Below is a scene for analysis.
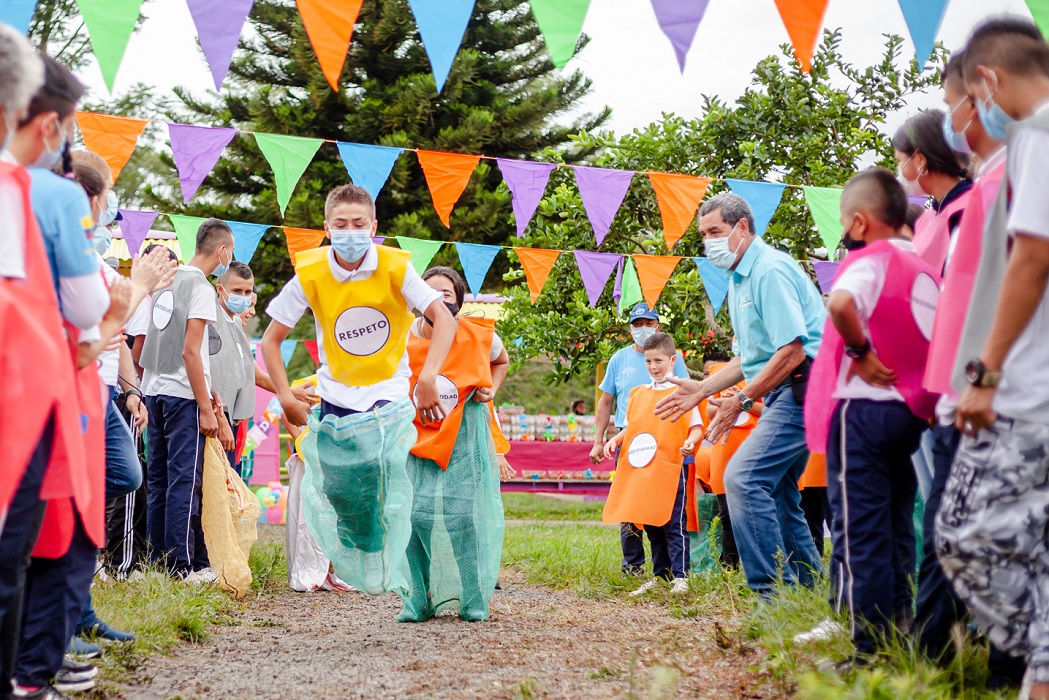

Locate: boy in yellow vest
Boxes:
[601,332,703,595]
[262,184,455,595]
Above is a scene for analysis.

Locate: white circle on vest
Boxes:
[413,374,459,416]
[734,411,750,427]
[911,272,939,341]
[152,289,174,331]
[627,432,658,468]
[334,307,391,356]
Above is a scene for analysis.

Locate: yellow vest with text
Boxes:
[295,246,414,386]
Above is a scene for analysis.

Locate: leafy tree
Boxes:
[498,31,946,383]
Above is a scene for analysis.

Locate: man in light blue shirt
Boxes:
[591,302,689,574]
[656,192,825,595]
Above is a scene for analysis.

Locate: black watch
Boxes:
[123,389,143,401]
[737,393,755,412]
[844,340,871,360]
[965,359,1001,388]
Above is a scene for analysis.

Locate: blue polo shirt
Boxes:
[727,237,825,383]
[28,168,97,296]
[599,345,689,428]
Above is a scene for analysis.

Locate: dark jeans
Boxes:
[715,494,739,568]
[801,486,831,558]
[643,464,691,580]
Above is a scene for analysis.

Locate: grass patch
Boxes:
[501,493,605,522]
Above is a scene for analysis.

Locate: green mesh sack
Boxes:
[689,492,722,574]
[397,399,505,622]
[913,489,925,575]
[299,399,417,595]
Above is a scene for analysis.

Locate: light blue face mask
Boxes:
[92,226,112,255]
[223,290,252,315]
[329,229,372,263]
[98,191,119,228]
[941,104,973,155]
[212,246,231,277]
[705,224,743,270]
[29,127,65,170]
[976,79,1015,141]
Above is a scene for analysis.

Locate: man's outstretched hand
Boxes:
[653,376,705,422]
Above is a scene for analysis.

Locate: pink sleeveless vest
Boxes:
[923,160,1006,394]
[912,190,971,274]
[805,240,941,452]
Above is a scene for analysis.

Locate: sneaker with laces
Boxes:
[54,656,99,693]
[12,683,70,699]
[793,618,845,645]
[629,578,659,597]
[126,569,146,584]
[362,552,385,595]
[669,578,689,595]
[183,567,218,584]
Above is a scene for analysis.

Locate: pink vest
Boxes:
[912,189,971,274]
[923,160,1006,394]
[805,240,941,452]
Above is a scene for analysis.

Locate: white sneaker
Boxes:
[362,553,385,595]
[184,567,218,585]
[793,618,845,645]
[669,577,689,595]
[126,570,146,584]
[629,578,659,597]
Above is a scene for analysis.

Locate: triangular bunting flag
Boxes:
[613,257,624,303]
[633,254,682,308]
[408,0,475,93]
[303,339,320,365]
[648,172,711,249]
[725,179,787,237]
[372,236,386,245]
[282,227,326,266]
[336,142,404,201]
[227,221,270,264]
[455,242,500,296]
[73,0,144,91]
[396,236,444,275]
[168,214,208,262]
[650,0,711,72]
[186,0,254,91]
[513,247,561,302]
[693,257,729,312]
[572,166,634,246]
[76,112,148,182]
[1029,0,1049,37]
[280,339,297,367]
[497,159,556,238]
[253,133,322,216]
[572,250,622,308]
[530,0,591,68]
[896,0,950,69]
[773,0,830,72]
[1,0,37,33]
[117,210,158,257]
[417,150,480,228]
[802,186,845,252]
[813,261,841,294]
[618,256,643,315]
[169,124,237,202]
[295,0,364,91]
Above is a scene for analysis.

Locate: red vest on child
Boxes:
[912,191,971,274]
[806,240,941,453]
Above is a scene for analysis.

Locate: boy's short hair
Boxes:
[143,242,179,263]
[642,331,676,356]
[195,218,233,255]
[20,54,83,126]
[220,261,253,285]
[843,168,908,231]
[943,49,966,89]
[325,183,375,220]
[962,17,1049,82]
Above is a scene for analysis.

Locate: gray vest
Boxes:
[209,300,256,422]
[141,269,215,375]
[950,111,1046,393]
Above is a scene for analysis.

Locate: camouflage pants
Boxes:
[935,416,1049,682]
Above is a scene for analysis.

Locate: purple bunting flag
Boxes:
[118,210,159,257]
[813,261,841,295]
[650,0,711,72]
[496,159,556,238]
[372,236,386,245]
[186,0,254,91]
[613,257,624,303]
[168,123,237,202]
[572,166,634,246]
[573,250,623,308]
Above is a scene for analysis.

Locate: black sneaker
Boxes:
[11,683,70,699]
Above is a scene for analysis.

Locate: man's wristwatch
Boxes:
[844,340,871,360]
[123,388,143,401]
[737,393,755,412]
[965,359,1001,388]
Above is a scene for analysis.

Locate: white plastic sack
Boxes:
[286,454,351,592]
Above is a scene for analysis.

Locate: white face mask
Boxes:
[706,224,743,270]
[631,325,656,347]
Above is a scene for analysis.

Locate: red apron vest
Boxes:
[912,191,971,274]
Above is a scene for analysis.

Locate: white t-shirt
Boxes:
[142,266,217,400]
[266,245,442,411]
[126,295,151,337]
[829,239,913,403]
[623,379,703,428]
[995,102,1049,421]
[408,317,505,361]
[79,255,122,387]
[0,168,25,279]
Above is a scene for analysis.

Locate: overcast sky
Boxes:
[77,0,1035,136]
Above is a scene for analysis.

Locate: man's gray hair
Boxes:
[699,192,755,233]
[0,23,43,115]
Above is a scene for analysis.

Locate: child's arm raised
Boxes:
[415,298,456,425]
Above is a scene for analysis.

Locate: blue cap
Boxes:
[629,302,659,323]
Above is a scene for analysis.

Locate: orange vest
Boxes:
[706,363,758,496]
[407,317,495,469]
[602,385,690,527]
[799,452,827,489]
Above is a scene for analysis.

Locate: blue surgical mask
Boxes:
[630,326,656,347]
[29,126,65,170]
[705,224,743,270]
[941,104,973,155]
[329,229,372,263]
[212,246,231,277]
[976,80,1015,141]
[92,226,112,255]
[98,191,119,227]
[223,290,252,315]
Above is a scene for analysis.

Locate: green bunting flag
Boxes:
[1028,0,1049,37]
[618,257,643,315]
[801,186,845,253]
[529,0,591,68]
[168,214,208,262]
[74,0,144,92]
[395,236,444,275]
[253,133,323,216]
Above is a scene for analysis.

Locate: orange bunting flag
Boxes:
[76,111,148,182]
[282,227,327,266]
[514,247,562,302]
[417,150,481,227]
[647,172,711,249]
[773,0,830,72]
[633,254,682,308]
[295,0,364,91]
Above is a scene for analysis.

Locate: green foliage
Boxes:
[499,31,947,383]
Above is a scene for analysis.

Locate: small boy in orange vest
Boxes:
[601,332,703,595]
